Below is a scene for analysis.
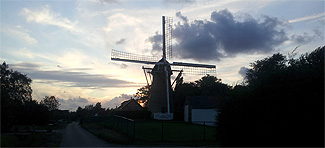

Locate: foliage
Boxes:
[135,85,151,100]
[1,62,32,103]
[173,74,230,120]
[1,62,49,131]
[76,102,109,122]
[40,96,60,111]
[134,85,151,108]
[217,46,324,147]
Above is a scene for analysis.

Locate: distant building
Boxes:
[117,99,144,111]
[184,96,219,126]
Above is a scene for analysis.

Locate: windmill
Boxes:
[111,16,216,120]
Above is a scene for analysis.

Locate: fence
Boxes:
[83,115,216,142]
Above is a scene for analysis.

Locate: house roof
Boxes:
[117,99,144,110]
[185,96,219,109]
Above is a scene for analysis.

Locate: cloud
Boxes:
[22,6,82,33]
[238,66,249,77]
[176,11,188,23]
[291,29,323,45]
[147,31,162,53]
[10,62,140,88]
[57,97,89,111]
[289,13,325,23]
[9,62,42,69]
[103,94,133,109]
[148,9,288,62]
[163,0,196,4]
[115,38,126,45]
[103,13,141,32]
[3,26,38,44]
[89,0,120,4]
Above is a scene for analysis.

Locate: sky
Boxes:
[1,0,324,111]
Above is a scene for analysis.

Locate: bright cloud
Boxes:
[289,13,325,23]
[2,26,38,44]
[22,6,82,33]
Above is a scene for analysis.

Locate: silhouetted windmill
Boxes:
[111,16,216,120]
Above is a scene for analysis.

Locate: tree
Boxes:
[217,46,324,147]
[1,62,32,103]
[173,75,230,120]
[94,102,105,115]
[1,62,33,131]
[40,96,60,111]
[134,85,151,108]
[195,74,230,96]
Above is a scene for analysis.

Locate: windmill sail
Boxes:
[110,16,217,120]
[111,49,158,65]
[164,16,173,60]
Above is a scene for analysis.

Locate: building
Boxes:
[184,96,219,126]
[117,99,144,111]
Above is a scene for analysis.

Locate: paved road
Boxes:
[60,122,120,147]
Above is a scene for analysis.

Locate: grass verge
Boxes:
[1,132,62,147]
[81,119,220,147]
[81,122,133,145]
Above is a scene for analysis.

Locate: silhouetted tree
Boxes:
[173,75,230,120]
[133,85,151,108]
[1,62,33,131]
[217,46,324,147]
[195,74,230,96]
[40,96,60,111]
[94,102,105,115]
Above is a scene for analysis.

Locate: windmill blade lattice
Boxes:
[164,16,173,60]
[111,49,158,65]
[171,65,216,75]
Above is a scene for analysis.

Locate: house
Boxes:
[116,99,144,111]
[184,96,219,126]
[114,99,151,119]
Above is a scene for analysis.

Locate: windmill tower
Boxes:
[111,16,216,120]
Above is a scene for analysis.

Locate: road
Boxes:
[60,122,120,147]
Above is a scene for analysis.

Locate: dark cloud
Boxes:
[148,9,289,62]
[291,29,323,45]
[115,38,126,45]
[109,62,128,69]
[10,62,141,88]
[176,11,188,23]
[10,62,43,69]
[147,31,162,53]
[238,66,249,77]
[103,94,133,109]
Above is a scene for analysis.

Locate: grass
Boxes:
[131,120,216,142]
[1,132,62,147]
[1,123,67,147]
[81,123,133,145]
[82,119,220,147]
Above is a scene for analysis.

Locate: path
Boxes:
[60,122,119,147]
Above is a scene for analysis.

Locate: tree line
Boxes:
[217,46,324,147]
[1,62,61,132]
[173,46,323,146]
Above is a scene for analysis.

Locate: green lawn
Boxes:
[1,123,67,147]
[82,118,218,146]
[132,120,216,142]
[1,132,62,147]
